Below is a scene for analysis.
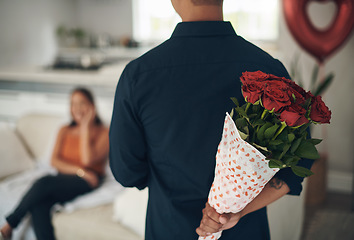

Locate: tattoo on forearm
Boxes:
[269,178,284,190]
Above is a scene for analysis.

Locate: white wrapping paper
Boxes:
[199,113,279,240]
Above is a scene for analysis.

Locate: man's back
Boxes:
[110,21,291,240]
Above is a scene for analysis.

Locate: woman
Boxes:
[0,88,109,240]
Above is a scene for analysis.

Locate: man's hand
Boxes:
[196,203,242,237]
[196,177,290,237]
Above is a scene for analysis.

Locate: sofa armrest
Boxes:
[16,113,65,161]
[0,123,34,179]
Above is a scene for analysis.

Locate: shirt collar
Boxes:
[171,21,237,38]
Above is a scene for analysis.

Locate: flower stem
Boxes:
[261,109,268,120]
[272,123,287,140]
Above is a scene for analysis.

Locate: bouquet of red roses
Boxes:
[233,70,331,177]
[199,71,331,240]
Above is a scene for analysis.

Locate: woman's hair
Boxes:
[69,87,103,127]
[191,0,223,6]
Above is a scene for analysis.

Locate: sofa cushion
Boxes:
[0,123,34,179]
[16,113,65,162]
[113,188,148,238]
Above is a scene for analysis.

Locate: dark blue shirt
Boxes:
[109,21,311,240]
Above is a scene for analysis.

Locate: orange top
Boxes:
[60,133,105,176]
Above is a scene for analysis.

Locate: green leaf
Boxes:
[253,119,266,127]
[230,97,239,107]
[269,139,283,146]
[243,126,250,135]
[290,138,302,154]
[291,166,314,177]
[299,122,310,134]
[230,108,234,118]
[314,73,334,96]
[238,130,248,141]
[304,97,312,112]
[268,159,286,168]
[277,128,289,142]
[235,107,248,120]
[236,118,248,128]
[264,124,279,139]
[257,122,272,141]
[290,60,296,80]
[283,156,300,166]
[311,64,319,92]
[279,143,291,160]
[252,104,261,112]
[290,53,303,87]
[308,138,322,145]
[248,113,258,119]
[295,140,320,159]
[288,133,295,143]
[252,143,269,153]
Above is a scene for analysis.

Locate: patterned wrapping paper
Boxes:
[199,113,279,240]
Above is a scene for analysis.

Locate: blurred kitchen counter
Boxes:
[0,60,133,100]
[0,62,126,86]
[0,62,130,123]
[0,46,155,122]
[0,46,153,90]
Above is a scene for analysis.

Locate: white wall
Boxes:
[277,3,354,193]
[0,0,76,67]
[0,0,133,67]
[75,0,133,38]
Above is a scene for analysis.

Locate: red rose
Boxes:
[242,81,265,104]
[305,91,314,100]
[279,104,309,127]
[240,71,269,85]
[268,74,307,103]
[268,74,292,83]
[288,87,305,104]
[261,81,292,112]
[310,95,332,123]
[289,81,307,98]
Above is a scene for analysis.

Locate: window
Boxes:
[133,0,280,43]
[224,0,279,41]
[132,0,179,43]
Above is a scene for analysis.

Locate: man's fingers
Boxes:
[200,216,222,233]
[204,203,221,223]
[196,227,210,237]
[219,213,231,224]
[196,204,223,236]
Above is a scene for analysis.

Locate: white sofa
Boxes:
[0,113,306,240]
[0,113,142,240]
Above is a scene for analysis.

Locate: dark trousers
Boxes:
[6,174,94,240]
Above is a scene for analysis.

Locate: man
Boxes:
[109,0,313,239]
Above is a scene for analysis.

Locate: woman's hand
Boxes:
[196,203,242,237]
[81,106,95,128]
[80,169,99,188]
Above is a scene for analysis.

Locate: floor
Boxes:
[301,191,354,240]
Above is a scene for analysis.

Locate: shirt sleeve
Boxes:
[274,158,313,196]
[109,66,148,190]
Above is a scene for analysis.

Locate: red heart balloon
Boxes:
[283,0,354,63]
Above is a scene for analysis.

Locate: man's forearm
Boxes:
[240,177,290,218]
